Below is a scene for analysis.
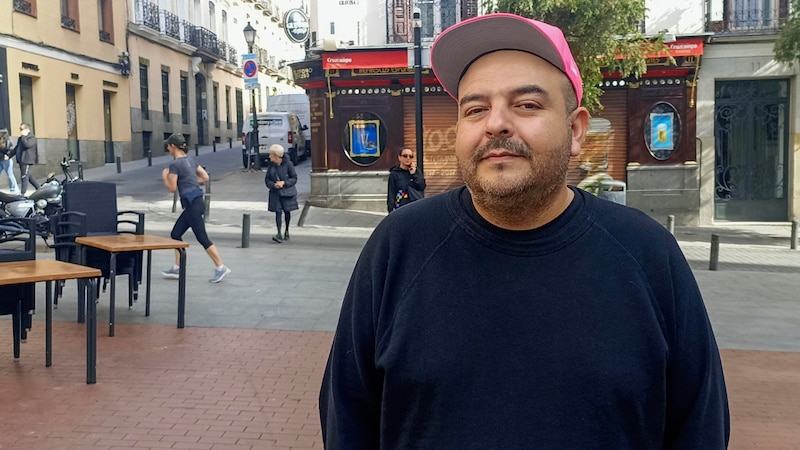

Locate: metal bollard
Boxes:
[709,234,719,271]
[172,191,178,213]
[298,202,311,227]
[791,221,798,250]
[667,215,675,234]
[147,150,152,167]
[194,143,199,156]
[115,156,122,173]
[229,137,233,148]
[213,141,216,152]
[242,213,251,248]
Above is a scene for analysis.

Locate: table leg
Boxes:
[78,246,87,324]
[86,278,96,384]
[46,280,52,367]
[178,248,186,328]
[145,249,152,317]
[109,253,117,337]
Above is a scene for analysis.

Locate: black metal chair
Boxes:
[0,217,36,360]
[60,182,145,313]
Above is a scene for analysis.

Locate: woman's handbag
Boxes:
[275,167,297,198]
[279,184,297,198]
[407,185,424,201]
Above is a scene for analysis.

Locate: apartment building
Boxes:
[1,0,131,173]
[127,0,306,159]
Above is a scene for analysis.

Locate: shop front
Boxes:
[292,46,461,212]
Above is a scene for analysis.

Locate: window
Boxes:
[97,0,114,43]
[225,86,231,130]
[19,75,35,131]
[140,62,150,121]
[180,73,189,124]
[161,68,170,122]
[213,83,220,128]
[13,0,37,17]
[61,0,80,31]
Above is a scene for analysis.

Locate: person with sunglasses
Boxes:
[387,147,426,212]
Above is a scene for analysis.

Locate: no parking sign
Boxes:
[242,53,259,90]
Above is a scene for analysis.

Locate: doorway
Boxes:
[195,73,206,145]
[714,79,789,221]
[103,91,114,162]
[66,84,80,160]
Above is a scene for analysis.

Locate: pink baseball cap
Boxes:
[431,13,583,105]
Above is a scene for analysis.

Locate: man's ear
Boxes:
[569,107,590,157]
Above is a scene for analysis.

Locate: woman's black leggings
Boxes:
[275,211,291,233]
[171,197,213,249]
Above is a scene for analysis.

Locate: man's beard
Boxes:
[458,135,572,223]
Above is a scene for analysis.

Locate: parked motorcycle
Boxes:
[0,157,82,243]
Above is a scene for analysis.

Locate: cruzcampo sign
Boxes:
[284,9,310,44]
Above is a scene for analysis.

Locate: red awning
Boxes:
[322,49,409,70]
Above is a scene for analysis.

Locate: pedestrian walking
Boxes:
[0,129,19,194]
[387,147,426,212]
[320,13,729,449]
[160,133,231,283]
[13,123,38,196]
[264,144,298,243]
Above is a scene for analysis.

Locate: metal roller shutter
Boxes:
[403,96,462,196]
[567,89,629,186]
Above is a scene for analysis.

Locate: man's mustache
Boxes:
[472,138,532,163]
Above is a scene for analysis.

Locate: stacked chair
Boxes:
[52,182,145,320]
[0,217,36,359]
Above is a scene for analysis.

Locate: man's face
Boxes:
[455,50,583,211]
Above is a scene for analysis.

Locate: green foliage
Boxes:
[480,0,668,112]
[774,0,800,65]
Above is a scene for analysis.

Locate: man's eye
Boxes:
[518,102,540,110]
[463,107,486,116]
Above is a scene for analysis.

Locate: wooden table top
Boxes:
[76,234,189,252]
[0,260,102,285]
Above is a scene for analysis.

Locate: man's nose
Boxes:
[485,108,512,138]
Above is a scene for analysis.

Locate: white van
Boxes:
[241,112,308,167]
[268,94,312,159]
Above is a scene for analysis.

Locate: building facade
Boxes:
[127,0,306,161]
[643,0,797,224]
[1,0,131,175]
[298,0,797,224]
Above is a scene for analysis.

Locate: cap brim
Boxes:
[431,15,566,100]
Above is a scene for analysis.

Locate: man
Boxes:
[14,123,39,196]
[320,13,729,449]
[387,147,426,212]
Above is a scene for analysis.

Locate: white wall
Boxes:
[645,0,705,34]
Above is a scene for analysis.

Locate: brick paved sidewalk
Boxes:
[1,322,800,449]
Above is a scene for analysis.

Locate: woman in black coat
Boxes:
[264,144,298,243]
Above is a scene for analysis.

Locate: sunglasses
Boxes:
[400,154,414,158]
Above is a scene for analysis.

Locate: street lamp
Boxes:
[243,21,261,170]
[413,8,424,177]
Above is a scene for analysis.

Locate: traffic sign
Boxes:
[242,53,259,90]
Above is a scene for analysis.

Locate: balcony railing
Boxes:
[706,0,789,34]
[99,30,112,42]
[13,0,32,15]
[189,26,220,61]
[61,15,77,31]
[162,10,181,40]
[133,0,161,32]
[228,46,238,65]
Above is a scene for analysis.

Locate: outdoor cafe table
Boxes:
[0,259,101,384]
[75,234,189,337]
